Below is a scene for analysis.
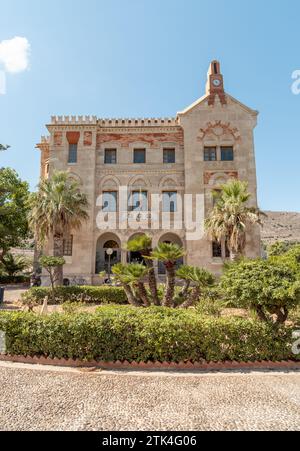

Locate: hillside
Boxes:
[261,211,300,245]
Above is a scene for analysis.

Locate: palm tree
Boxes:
[112,263,143,307]
[176,266,215,309]
[176,265,194,302]
[127,234,160,305]
[0,144,10,152]
[125,263,150,307]
[205,179,264,261]
[29,171,89,286]
[150,243,185,307]
[1,253,30,277]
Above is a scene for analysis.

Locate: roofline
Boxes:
[177,93,259,117]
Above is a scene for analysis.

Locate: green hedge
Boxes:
[0,275,30,285]
[0,306,295,362]
[21,286,128,306]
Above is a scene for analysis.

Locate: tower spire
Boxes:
[205,60,227,106]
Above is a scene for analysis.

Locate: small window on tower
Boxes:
[221,146,234,161]
[204,147,217,162]
[105,149,117,164]
[163,148,176,164]
[134,149,146,164]
[68,144,78,164]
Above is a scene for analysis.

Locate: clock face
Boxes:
[212,78,221,87]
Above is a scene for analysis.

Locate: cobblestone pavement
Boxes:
[0,362,299,431]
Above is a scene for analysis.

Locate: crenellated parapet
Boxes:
[49,116,178,127]
[51,116,98,125]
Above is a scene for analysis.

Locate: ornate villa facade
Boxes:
[37,61,261,284]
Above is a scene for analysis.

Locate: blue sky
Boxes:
[0,0,299,212]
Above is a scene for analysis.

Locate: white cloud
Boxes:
[0,36,30,74]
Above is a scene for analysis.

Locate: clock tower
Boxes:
[205,60,227,106]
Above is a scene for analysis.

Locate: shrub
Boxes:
[0,275,30,285]
[267,241,300,257]
[61,301,86,314]
[0,306,296,363]
[220,259,300,325]
[21,286,128,306]
[196,298,222,317]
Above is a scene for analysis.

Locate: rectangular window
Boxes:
[134,149,146,164]
[212,241,222,258]
[204,147,217,162]
[163,191,177,213]
[63,235,73,257]
[105,149,117,164]
[221,146,234,161]
[129,191,148,212]
[102,191,117,212]
[163,148,176,164]
[68,144,78,164]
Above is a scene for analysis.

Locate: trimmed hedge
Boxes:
[0,275,30,285]
[0,306,296,363]
[21,286,128,306]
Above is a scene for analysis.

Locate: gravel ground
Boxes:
[0,362,299,431]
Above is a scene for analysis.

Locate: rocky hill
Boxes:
[261,211,300,245]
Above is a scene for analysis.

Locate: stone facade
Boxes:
[37,61,261,284]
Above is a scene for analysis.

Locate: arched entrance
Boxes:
[127,233,148,264]
[95,233,121,274]
[158,233,184,275]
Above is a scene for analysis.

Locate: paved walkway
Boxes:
[0,362,299,431]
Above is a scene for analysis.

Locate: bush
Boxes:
[0,306,296,363]
[0,275,30,285]
[21,286,128,306]
[220,259,300,325]
[196,298,222,317]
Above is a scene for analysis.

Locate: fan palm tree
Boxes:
[127,234,159,305]
[176,265,194,301]
[29,171,89,285]
[205,179,264,261]
[176,266,215,309]
[1,253,30,277]
[150,243,185,307]
[125,263,150,307]
[112,263,143,307]
[0,144,10,152]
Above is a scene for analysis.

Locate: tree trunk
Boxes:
[123,283,142,307]
[137,282,151,307]
[53,234,64,286]
[180,286,201,309]
[163,264,176,307]
[180,280,191,299]
[274,307,289,325]
[145,258,160,306]
[255,305,268,323]
[230,250,240,262]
